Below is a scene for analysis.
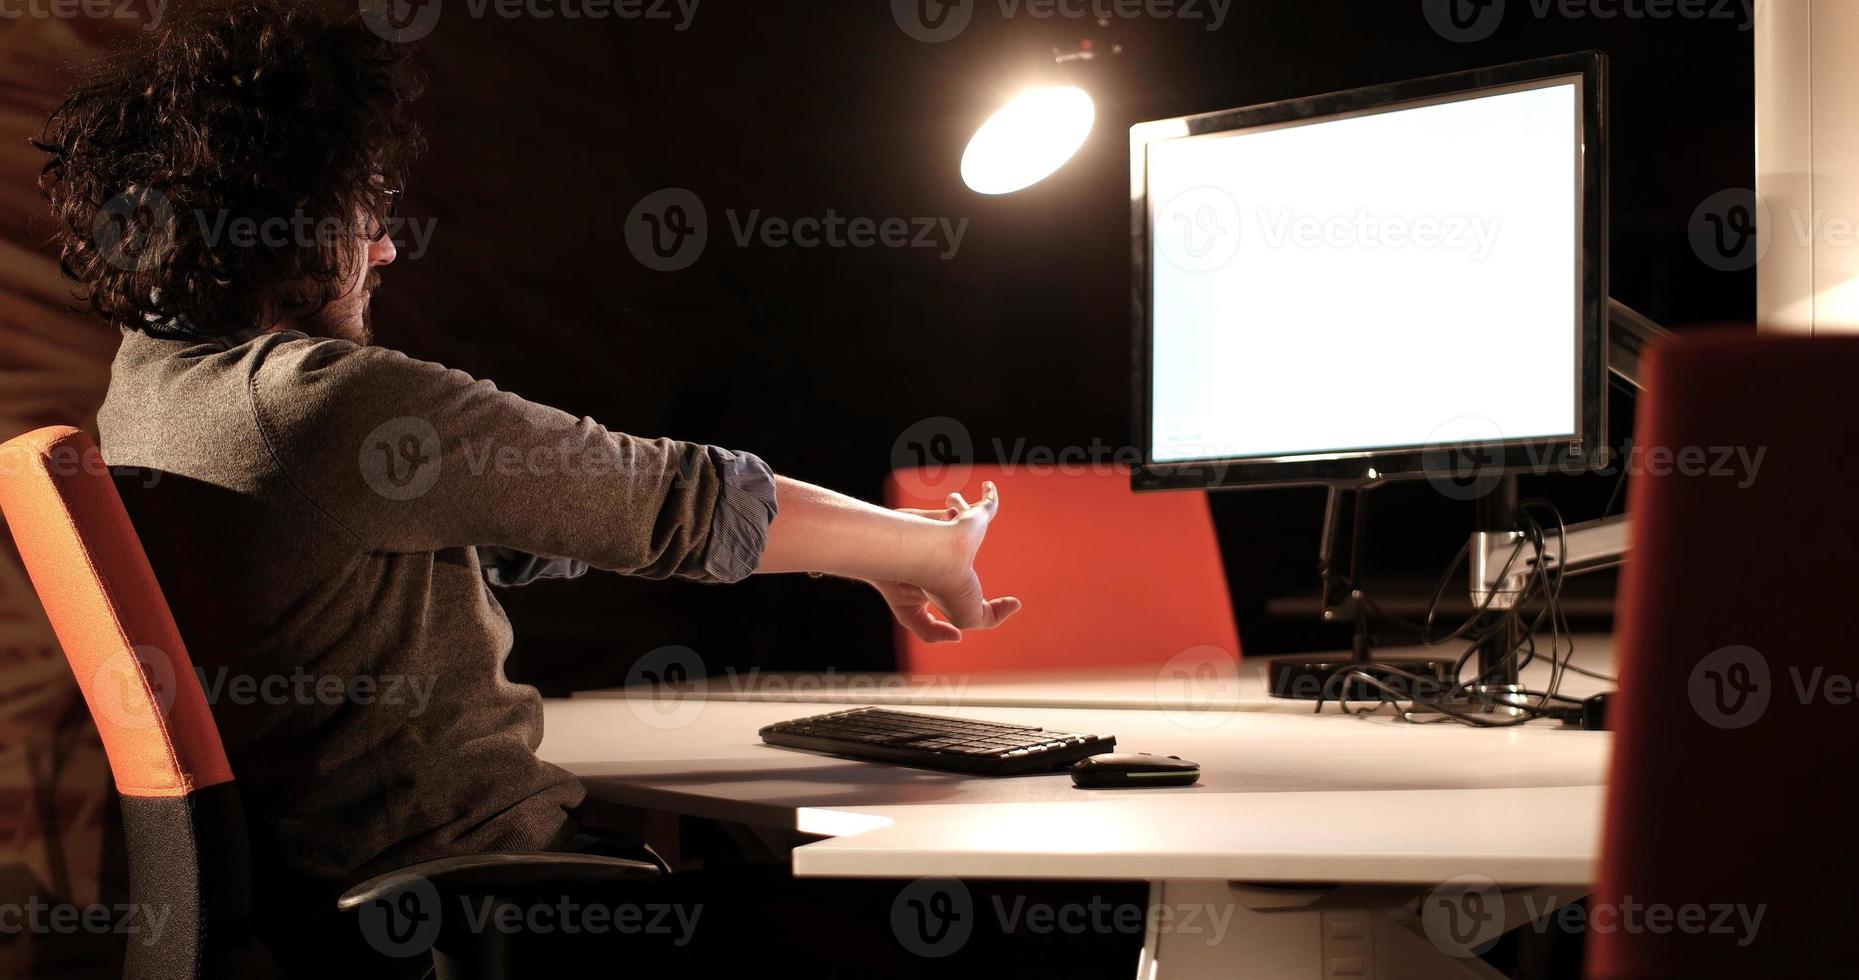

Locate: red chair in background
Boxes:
[1588,332,1859,978]
[885,464,1241,675]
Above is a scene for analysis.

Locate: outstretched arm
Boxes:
[757,477,1021,644]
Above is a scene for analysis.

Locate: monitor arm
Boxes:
[1469,300,1671,609]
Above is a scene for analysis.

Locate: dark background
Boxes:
[367,0,1754,693]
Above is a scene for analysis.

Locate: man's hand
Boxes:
[869,481,1022,644]
[755,475,1023,642]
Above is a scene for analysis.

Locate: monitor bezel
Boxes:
[1131,51,1609,493]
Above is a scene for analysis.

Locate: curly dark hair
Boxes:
[35,0,424,341]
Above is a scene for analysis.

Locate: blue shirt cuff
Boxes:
[700,447,778,583]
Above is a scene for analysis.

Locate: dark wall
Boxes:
[368,1,1754,691]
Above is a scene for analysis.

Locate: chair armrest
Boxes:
[336,852,661,912]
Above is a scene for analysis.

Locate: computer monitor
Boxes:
[1131,52,1607,492]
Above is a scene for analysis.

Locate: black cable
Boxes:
[1311,496,1591,728]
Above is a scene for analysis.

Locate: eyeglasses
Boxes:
[365,178,402,242]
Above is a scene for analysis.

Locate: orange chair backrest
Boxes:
[0,426,231,798]
[886,464,1241,675]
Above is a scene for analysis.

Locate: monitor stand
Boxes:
[1265,485,1453,701]
[1461,473,1530,715]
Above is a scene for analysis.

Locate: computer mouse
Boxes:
[1581,692,1613,731]
[1070,753,1201,789]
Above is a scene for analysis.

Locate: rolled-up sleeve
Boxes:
[699,447,778,583]
[481,548,590,588]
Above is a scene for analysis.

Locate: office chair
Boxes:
[1588,332,1859,978]
[0,426,659,980]
[885,464,1241,674]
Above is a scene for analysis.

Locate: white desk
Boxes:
[541,639,1616,979]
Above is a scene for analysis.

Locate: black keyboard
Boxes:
[759,707,1115,776]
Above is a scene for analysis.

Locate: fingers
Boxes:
[932,573,1022,632]
[947,482,1000,520]
[896,601,963,644]
[979,595,1022,629]
[938,595,1022,632]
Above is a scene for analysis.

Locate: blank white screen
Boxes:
[1147,80,1580,464]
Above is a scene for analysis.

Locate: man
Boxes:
[34,0,1018,968]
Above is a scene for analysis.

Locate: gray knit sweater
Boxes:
[96,328,776,886]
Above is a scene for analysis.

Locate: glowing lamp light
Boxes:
[960,86,1096,195]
